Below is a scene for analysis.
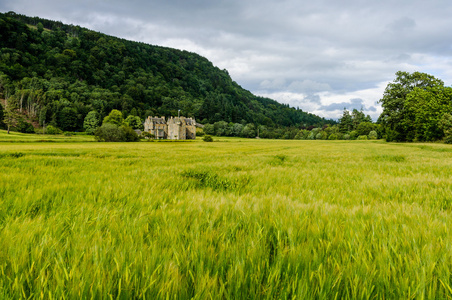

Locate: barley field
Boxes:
[1,131,452,299]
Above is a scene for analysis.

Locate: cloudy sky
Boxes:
[2,0,452,120]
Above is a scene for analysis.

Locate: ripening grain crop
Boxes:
[1,133,452,299]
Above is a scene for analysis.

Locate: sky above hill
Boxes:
[2,0,452,120]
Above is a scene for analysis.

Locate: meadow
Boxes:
[1,130,452,299]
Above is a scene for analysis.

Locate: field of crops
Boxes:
[1,130,452,299]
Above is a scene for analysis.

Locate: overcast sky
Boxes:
[2,0,452,120]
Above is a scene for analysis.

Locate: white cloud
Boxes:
[2,0,452,119]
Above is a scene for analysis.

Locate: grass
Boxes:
[1,131,452,298]
[0,130,95,143]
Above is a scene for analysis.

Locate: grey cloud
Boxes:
[2,0,452,119]
[303,94,322,105]
[320,98,372,112]
[387,17,416,33]
[288,80,331,93]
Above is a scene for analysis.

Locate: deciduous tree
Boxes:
[378,71,444,141]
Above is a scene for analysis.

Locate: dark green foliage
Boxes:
[356,122,376,136]
[0,11,333,134]
[378,71,452,142]
[94,123,125,142]
[15,118,34,133]
[120,125,140,142]
[124,115,143,130]
[58,107,78,131]
[94,123,138,142]
[203,135,213,142]
[439,113,452,144]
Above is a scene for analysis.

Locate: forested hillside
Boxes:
[0,11,332,133]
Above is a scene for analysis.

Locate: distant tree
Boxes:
[339,109,353,133]
[356,122,376,136]
[241,123,256,138]
[214,121,228,136]
[203,124,215,135]
[103,109,124,126]
[231,123,244,136]
[124,115,143,130]
[349,130,359,140]
[83,111,100,134]
[3,97,19,134]
[351,108,371,128]
[58,106,78,131]
[328,133,338,140]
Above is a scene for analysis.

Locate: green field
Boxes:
[1,131,452,299]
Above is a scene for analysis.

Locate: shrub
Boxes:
[343,134,350,140]
[46,125,63,135]
[357,135,368,140]
[15,119,35,133]
[94,123,125,142]
[121,125,140,142]
[203,135,214,142]
[350,130,359,140]
[328,133,338,140]
[368,131,378,139]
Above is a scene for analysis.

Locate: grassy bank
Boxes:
[0,136,451,298]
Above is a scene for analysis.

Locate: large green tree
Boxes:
[378,71,445,141]
[403,86,452,141]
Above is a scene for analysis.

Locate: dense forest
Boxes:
[0,11,333,136]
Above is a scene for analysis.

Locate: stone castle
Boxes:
[144,116,197,140]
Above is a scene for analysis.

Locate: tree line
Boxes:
[201,108,379,140]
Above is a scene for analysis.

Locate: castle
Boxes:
[144,116,197,140]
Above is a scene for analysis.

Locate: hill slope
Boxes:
[0,11,333,132]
